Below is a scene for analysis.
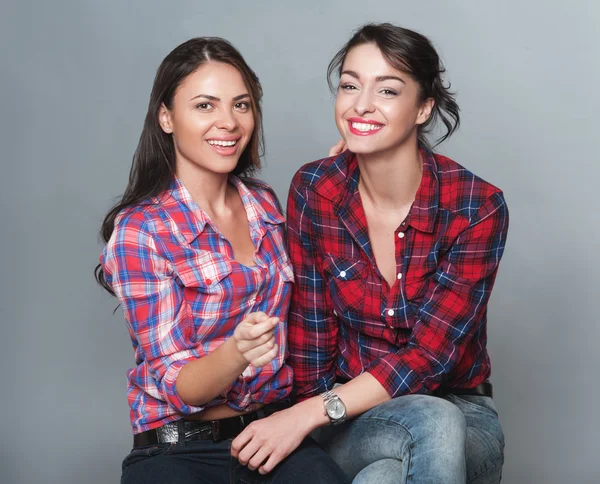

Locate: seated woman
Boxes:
[231,23,508,484]
[96,37,348,484]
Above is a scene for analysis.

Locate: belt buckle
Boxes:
[210,420,221,441]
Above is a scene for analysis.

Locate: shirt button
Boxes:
[333,310,338,316]
[255,295,261,302]
[205,278,212,285]
[397,273,402,280]
[339,270,347,278]
[387,309,395,316]
[397,232,405,239]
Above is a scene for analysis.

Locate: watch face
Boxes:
[326,398,346,420]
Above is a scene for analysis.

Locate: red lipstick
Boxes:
[347,118,384,136]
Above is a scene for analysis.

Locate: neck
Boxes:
[176,163,232,215]
[356,139,423,210]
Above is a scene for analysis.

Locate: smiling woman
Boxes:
[231,23,508,484]
[157,62,255,178]
[95,37,348,484]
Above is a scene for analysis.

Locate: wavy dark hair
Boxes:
[95,37,265,295]
[327,23,460,148]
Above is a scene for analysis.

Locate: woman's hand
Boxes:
[231,405,316,474]
[329,139,347,157]
[233,312,279,368]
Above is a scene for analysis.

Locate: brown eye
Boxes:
[235,101,251,112]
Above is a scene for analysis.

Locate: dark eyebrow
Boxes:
[341,70,360,80]
[190,93,250,102]
[375,75,405,85]
[340,70,405,85]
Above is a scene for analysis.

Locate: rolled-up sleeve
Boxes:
[286,175,339,400]
[102,211,204,414]
[367,191,509,396]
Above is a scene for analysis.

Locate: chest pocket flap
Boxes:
[323,254,367,280]
[321,254,367,314]
[175,251,233,290]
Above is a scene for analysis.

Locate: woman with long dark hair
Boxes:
[96,37,347,484]
[231,24,508,483]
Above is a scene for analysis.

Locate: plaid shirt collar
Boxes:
[313,146,439,234]
[155,175,285,244]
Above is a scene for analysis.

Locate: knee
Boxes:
[365,395,466,449]
[423,396,467,445]
[409,395,467,448]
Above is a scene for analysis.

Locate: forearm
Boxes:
[293,372,391,432]
[176,337,248,406]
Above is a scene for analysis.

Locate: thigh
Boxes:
[121,440,232,484]
[269,437,349,484]
[315,394,466,480]
[445,394,505,484]
[233,438,349,484]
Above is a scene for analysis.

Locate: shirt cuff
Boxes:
[161,359,205,414]
[365,354,415,398]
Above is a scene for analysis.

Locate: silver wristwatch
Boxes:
[321,390,347,425]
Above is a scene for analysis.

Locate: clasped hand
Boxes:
[231,405,313,475]
[232,311,279,368]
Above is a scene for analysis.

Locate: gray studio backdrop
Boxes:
[1,1,598,483]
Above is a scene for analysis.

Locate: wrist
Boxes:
[294,396,330,432]
[320,389,348,425]
[225,336,249,369]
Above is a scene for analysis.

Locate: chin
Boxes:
[345,141,380,155]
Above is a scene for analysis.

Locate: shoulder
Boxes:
[101,203,161,275]
[241,177,285,215]
[290,155,341,190]
[108,202,162,251]
[434,153,507,219]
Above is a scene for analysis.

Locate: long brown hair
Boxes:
[95,37,265,295]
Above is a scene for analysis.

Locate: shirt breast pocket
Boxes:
[174,251,233,297]
[322,254,367,315]
[174,253,236,338]
[264,224,295,284]
[278,255,295,284]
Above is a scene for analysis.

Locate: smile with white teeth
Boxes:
[207,140,238,147]
[351,122,383,132]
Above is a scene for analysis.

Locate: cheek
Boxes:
[243,115,255,136]
[334,99,348,134]
[175,112,207,138]
[382,102,418,129]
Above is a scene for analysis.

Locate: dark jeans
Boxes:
[121,436,349,484]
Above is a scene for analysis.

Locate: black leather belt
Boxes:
[433,381,493,398]
[133,400,291,448]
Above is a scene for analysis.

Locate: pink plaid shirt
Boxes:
[101,176,294,434]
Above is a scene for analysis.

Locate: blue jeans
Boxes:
[313,394,504,484]
[121,436,349,484]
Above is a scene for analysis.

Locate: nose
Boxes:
[353,89,376,116]
[215,108,238,131]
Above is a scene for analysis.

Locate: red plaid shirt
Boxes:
[286,149,509,399]
[101,176,294,434]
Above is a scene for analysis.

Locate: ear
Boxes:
[416,98,435,125]
[158,103,174,134]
